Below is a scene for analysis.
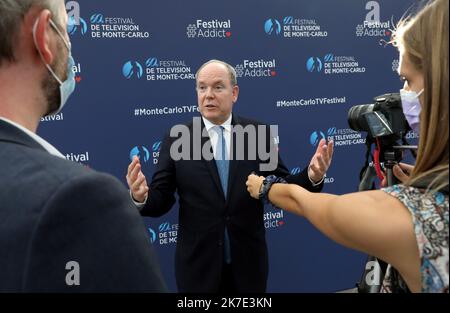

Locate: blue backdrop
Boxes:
[38,0,418,292]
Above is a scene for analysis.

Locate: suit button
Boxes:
[225,215,231,221]
[218,241,223,247]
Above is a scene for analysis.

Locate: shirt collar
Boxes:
[202,114,232,133]
[0,117,65,159]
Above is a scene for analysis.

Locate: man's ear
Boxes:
[32,10,54,65]
[232,85,239,103]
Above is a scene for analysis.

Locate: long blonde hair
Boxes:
[393,0,449,192]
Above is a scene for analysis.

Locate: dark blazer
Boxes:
[0,119,167,292]
[141,115,323,293]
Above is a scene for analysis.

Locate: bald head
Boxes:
[196,59,238,87]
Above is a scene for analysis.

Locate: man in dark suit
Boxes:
[0,0,166,292]
[127,60,334,293]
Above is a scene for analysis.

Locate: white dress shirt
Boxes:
[202,114,232,160]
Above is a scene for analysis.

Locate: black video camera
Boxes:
[348,93,410,141]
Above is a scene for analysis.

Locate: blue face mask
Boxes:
[33,19,76,116]
[400,88,423,134]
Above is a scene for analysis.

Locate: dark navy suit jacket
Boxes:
[141,115,323,292]
[0,119,167,292]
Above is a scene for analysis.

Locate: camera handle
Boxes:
[384,145,417,186]
[384,149,401,186]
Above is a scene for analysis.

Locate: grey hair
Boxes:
[195,59,238,86]
[0,0,60,66]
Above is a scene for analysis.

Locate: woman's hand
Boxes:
[381,162,414,186]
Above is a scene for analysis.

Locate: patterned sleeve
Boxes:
[381,184,449,293]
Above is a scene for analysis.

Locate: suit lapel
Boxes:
[0,119,47,152]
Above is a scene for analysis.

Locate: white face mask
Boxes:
[400,88,423,133]
[32,18,76,116]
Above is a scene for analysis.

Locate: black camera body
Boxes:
[348,93,410,141]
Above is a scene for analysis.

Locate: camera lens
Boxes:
[348,104,374,132]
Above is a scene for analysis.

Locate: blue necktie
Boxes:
[213,126,231,264]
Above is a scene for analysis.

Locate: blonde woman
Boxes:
[246,0,448,293]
